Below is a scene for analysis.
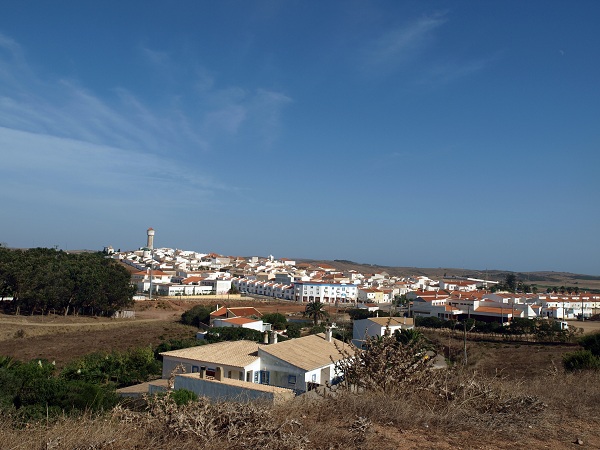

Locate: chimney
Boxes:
[215,366,223,381]
[263,331,269,344]
[325,326,332,342]
[200,367,206,379]
[270,330,278,344]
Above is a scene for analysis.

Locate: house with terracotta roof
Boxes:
[130,268,173,294]
[357,287,385,304]
[356,302,380,312]
[411,294,537,323]
[212,316,270,332]
[210,306,263,322]
[439,279,479,292]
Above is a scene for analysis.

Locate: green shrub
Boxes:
[204,327,264,343]
[309,324,326,335]
[286,323,302,338]
[181,305,213,327]
[261,313,287,330]
[170,388,198,406]
[579,332,600,356]
[60,347,161,387]
[563,350,600,371]
[0,358,117,421]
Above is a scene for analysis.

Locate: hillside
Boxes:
[301,259,600,292]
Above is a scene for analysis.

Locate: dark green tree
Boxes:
[286,323,302,338]
[261,313,287,330]
[181,305,213,327]
[505,274,517,292]
[303,301,329,325]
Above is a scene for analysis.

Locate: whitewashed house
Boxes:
[352,317,414,348]
[160,332,348,395]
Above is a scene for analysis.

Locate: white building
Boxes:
[294,282,358,303]
[160,332,348,394]
[352,317,414,348]
[212,317,270,332]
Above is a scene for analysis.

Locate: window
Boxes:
[259,370,270,385]
[288,375,297,385]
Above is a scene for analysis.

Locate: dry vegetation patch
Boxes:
[1,305,599,448]
[0,315,197,368]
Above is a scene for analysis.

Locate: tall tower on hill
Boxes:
[147,227,155,249]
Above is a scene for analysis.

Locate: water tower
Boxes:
[147,227,155,249]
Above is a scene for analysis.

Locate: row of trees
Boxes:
[491,274,539,294]
[491,273,591,295]
[545,285,584,295]
[0,247,135,316]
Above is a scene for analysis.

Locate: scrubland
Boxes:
[0,301,599,449]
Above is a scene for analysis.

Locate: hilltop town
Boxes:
[108,228,599,324]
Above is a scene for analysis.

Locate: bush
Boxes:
[261,313,287,330]
[286,323,302,338]
[334,333,434,393]
[204,327,264,343]
[563,350,600,371]
[0,358,118,421]
[181,305,213,327]
[347,309,373,321]
[170,389,198,406]
[60,347,161,388]
[309,324,326,335]
[579,332,600,356]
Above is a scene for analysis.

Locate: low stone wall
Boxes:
[175,373,295,404]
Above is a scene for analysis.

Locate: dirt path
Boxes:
[0,318,161,326]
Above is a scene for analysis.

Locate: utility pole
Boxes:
[463,305,470,365]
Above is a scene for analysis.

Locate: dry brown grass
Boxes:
[1,311,599,449]
[1,366,599,450]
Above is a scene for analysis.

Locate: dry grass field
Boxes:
[0,298,599,449]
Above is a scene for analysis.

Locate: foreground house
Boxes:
[159,332,349,398]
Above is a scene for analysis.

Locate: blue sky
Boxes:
[1,1,599,274]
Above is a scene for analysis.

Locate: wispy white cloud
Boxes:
[141,46,171,67]
[198,85,292,148]
[0,36,207,156]
[0,33,292,157]
[0,32,292,225]
[246,89,292,149]
[420,55,497,86]
[0,126,218,208]
[362,13,447,72]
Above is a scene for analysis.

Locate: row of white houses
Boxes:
[409,290,600,322]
